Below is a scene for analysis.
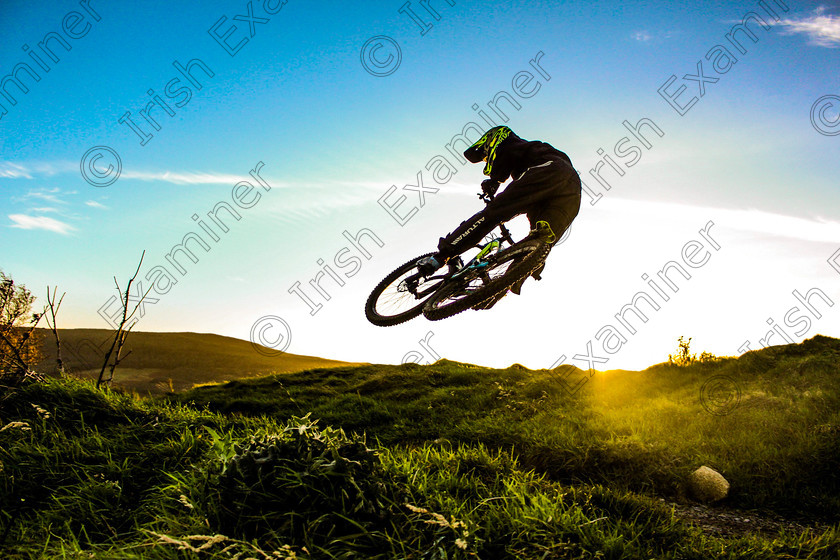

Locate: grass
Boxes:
[175,336,840,518]
[0,335,838,558]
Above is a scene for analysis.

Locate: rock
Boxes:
[688,466,730,503]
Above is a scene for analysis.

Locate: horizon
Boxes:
[3,0,839,372]
[29,325,840,375]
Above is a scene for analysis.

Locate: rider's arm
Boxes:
[481,179,500,196]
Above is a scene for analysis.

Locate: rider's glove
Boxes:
[481,179,500,197]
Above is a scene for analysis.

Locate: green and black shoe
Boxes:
[528,220,556,244]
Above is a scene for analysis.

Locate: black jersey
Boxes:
[463,126,572,183]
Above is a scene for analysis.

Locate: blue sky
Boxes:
[2,0,839,371]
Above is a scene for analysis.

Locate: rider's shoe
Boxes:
[417,255,444,276]
[528,220,557,244]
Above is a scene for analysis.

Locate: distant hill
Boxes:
[35,328,360,394]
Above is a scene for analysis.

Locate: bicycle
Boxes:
[364,192,553,326]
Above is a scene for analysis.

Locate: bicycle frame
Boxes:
[451,237,502,280]
[397,191,517,297]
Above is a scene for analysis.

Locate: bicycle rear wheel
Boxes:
[422,239,549,321]
[365,253,447,326]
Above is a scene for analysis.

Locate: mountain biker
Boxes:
[417,126,581,303]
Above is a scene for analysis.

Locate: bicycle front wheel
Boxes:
[422,239,550,321]
[365,253,447,326]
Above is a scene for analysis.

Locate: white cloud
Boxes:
[0,163,33,179]
[0,161,79,179]
[17,187,71,205]
[722,209,840,244]
[779,11,840,47]
[630,30,679,43]
[0,161,257,186]
[121,170,252,185]
[85,201,108,209]
[8,214,75,234]
[605,198,840,244]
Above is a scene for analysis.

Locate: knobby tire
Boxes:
[422,239,550,321]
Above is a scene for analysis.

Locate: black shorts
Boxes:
[438,159,581,256]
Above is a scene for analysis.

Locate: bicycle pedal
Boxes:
[447,256,464,274]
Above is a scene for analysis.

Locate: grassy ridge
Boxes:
[177,336,840,518]
[1,336,838,558]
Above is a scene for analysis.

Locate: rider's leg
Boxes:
[434,206,512,261]
[418,201,519,276]
[473,173,580,309]
[506,193,581,295]
[527,192,582,246]
[436,160,580,261]
[506,171,581,295]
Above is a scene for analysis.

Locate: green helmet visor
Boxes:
[463,126,512,176]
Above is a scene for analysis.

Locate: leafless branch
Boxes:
[97,251,150,389]
[45,286,66,375]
